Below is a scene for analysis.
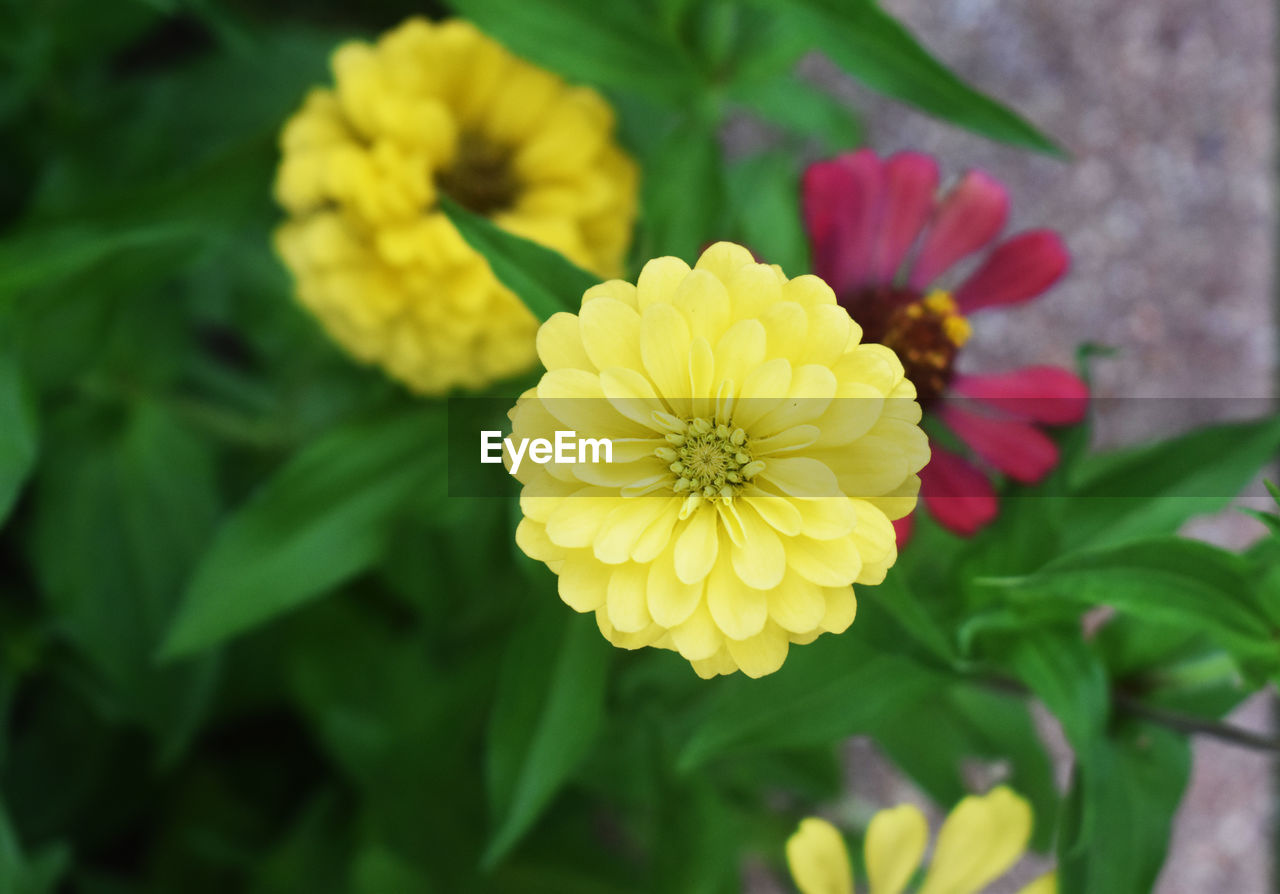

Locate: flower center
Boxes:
[848,287,970,405]
[655,417,763,500]
[435,131,521,216]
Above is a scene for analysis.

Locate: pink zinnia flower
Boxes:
[803,149,1088,539]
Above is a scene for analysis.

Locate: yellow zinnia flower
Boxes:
[510,242,928,678]
[786,787,1055,894]
[273,18,638,394]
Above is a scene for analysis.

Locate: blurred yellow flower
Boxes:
[786,787,1055,894]
[510,242,928,678]
[273,18,638,393]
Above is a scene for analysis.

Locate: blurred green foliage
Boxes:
[0,1,1276,893]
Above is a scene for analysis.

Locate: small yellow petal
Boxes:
[919,787,1033,894]
[724,621,788,678]
[636,256,691,308]
[673,507,718,584]
[786,818,854,894]
[865,804,928,894]
[707,551,768,639]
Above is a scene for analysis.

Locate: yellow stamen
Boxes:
[923,290,971,347]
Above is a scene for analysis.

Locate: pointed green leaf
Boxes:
[484,595,611,867]
[444,0,699,105]
[777,0,1062,155]
[984,538,1277,661]
[439,195,601,323]
[1065,414,1280,549]
[161,408,445,659]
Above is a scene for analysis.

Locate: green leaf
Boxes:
[677,634,942,770]
[0,224,202,305]
[286,599,499,889]
[874,683,1059,850]
[858,570,958,667]
[775,0,1062,155]
[984,538,1277,661]
[27,400,219,757]
[439,195,601,323]
[484,596,611,867]
[0,797,68,894]
[1064,414,1280,549]
[0,310,36,526]
[1057,722,1190,894]
[161,408,446,659]
[0,136,274,309]
[724,151,808,277]
[729,76,863,151]
[444,0,699,105]
[638,119,726,260]
[986,626,1109,755]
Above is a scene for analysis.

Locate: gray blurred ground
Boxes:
[750,0,1277,890]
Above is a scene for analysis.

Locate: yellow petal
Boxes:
[515,518,559,563]
[545,493,618,548]
[741,492,802,537]
[760,301,808,361]
[795,498,859,540]
[724,621,788,678]
[673,506,718,584]
[850,501,897,585]
[673,269,731,344]
[670,599,722,661]
[606,562,652,633]
[598,367,667,431]
[582,279,639,308]
[706,551,767,639]
[798,304,856,366]
[594,498,675,564]
[820,586,857,633]
[636,256,691,309]
[765,571,826,634]
[785,817,854,894]
[537,368,647,439]
[811,437,910,500]
[724,262,784,320]
[729,502,786,590]
[558,553,610,612]
[919,787,1033,894]
[734,357,791,430]
[714,319,767,392]
[694,241,756,282]
[688,336,716,417]
[786,534,863,587]
[759,457,840,498]
[641,303,693,410]
[579,297,644,372]
[781,273,840,308]
[631,503,680,563]
[752,364,836,437]
[813,383,884,448]
[646,543,703,628]
[865,804,928,894]
[536,312,593,371]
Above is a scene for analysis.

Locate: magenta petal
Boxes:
[892,513,915,547]
[954,230,1070,313]
[952,366,1090,425]
[868,152,939,282]
[941,405,1060,483]
[908,170,1009,290]
[920,446,999,536]
[802,150,886,294]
